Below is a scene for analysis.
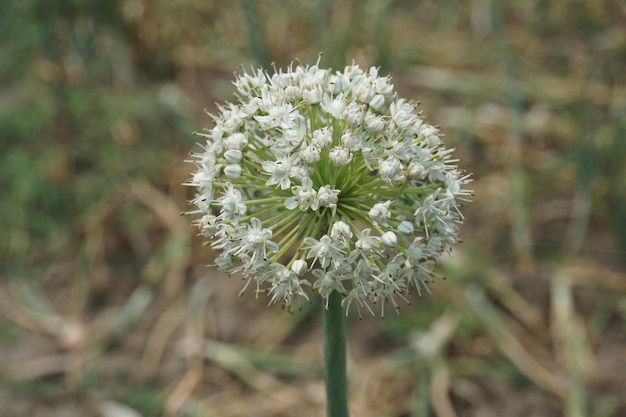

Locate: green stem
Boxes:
[322,291,350,417]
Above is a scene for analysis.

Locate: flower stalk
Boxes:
[323,291,349,417]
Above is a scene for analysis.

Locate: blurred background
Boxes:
[1,0,625,416]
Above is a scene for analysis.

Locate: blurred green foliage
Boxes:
[0,0,189,275]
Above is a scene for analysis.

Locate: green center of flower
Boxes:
[241,114,361,259]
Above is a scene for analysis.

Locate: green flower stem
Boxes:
[322,290,350,417]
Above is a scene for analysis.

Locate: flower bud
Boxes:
[327,75,343,94]
[397,221,415,234]
[224,164,242,179]
[291,259,308,276]
[369,94,386,112]
[224,149,243,164]
[381,231,397,247]
[303,85,323,104]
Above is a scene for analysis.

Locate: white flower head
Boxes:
[186,59,472,314]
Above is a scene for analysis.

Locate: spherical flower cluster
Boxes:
[187,59,472,316]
